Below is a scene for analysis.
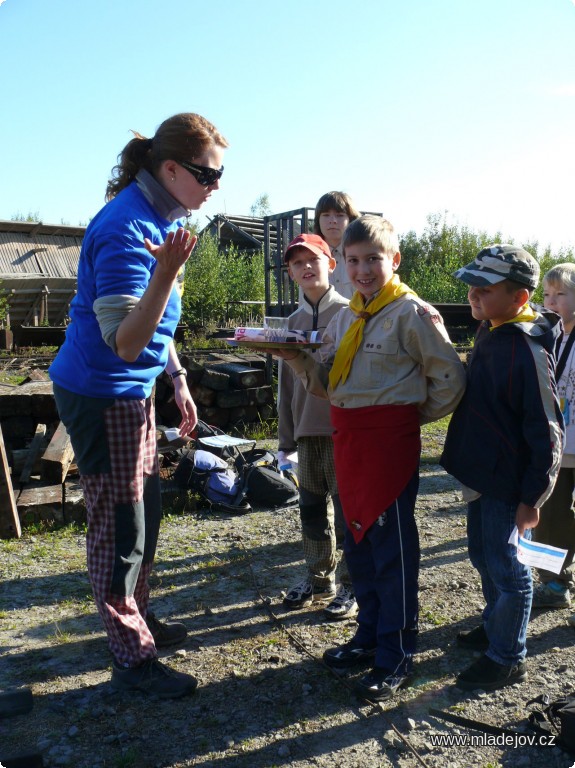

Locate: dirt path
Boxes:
[1,464,575,768]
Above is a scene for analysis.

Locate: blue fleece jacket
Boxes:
[440,308,564,508]
[49,182,183,399]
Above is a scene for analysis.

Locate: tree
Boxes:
[249,194,272,217]
[11,211,41,222]
[181,234,266,328]
[400,212,506,303]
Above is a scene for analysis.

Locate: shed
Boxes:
[199,214,278,254]
[0,220,84,344]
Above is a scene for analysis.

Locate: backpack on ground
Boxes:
[172,421,299,511]
[527,691,575,753]
[172,447,251,514]
[234,448,299,508]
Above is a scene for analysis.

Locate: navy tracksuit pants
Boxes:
[343,470,420,674]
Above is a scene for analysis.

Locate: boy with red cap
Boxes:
[278,233,356,619]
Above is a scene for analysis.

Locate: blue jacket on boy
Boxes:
[441,308,563,508]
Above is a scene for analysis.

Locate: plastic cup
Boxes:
[263,317,288,342]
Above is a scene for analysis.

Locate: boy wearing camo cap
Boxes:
[441,244,564,691]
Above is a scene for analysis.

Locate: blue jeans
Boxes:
[467,495,533,665]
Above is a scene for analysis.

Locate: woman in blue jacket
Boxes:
[50,112,228,699]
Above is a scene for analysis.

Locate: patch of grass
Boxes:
[420,607,449,626]
[242,414,278,441]
[23,520,86,537]
[0,540,19,554]
[421,415,450,463]
[49,624,74,644]
[0,372,27,385]
[59,596,93,615]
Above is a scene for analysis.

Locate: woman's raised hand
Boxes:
[144,228,197,278]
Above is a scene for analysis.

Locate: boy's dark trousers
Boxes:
[343,470,420,674]
[533,467,575,587]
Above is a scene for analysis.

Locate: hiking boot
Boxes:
[355,667,411,702]
[323,639,376,669]
[531,581,571,609]
[146,612,187,648]
[324,584,359,621]
[282,579,335,610]
[456,624,489,651]
[111,658,198,699]
[456,654,527,691]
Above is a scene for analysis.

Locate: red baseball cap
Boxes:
[284,233,332,263]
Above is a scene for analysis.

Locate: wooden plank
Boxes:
[19,423,47,485]
[40,421,75,484]
[17,483,63,506]
[0,423,20,539]
[20,369,50,384]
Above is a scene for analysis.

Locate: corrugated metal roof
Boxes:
[199,214,283,252]
[0,220,84,279]
[0,221,83,327]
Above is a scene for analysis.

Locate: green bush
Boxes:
[400,212,504,303]
[0,290,7,326]
[181,234,266,328]
[180,216,575,331]
[400,212,575,304]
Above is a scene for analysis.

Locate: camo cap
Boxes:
[453,244,540,289]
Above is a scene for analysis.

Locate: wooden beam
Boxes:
[19,423,47,485]
[40,421,75,484]
[0,423,20,539]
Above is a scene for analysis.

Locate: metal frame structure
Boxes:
[263,207,314,318]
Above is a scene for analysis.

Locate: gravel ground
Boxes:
[2,457,575,768]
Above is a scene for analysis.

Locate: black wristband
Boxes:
[170,368,187,380]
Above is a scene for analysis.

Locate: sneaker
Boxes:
[324,584,359,621]
[111,658,198,699]
[355,667,411,702]
[456,654,527,691]
[323,639,376,669]
[456,624,489,651]
[282,579,335,610]
[531,581,571,609]
[146,612,187,648]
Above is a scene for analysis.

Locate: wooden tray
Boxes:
[226,338,322,351]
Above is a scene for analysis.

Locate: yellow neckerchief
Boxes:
[490,303,537,330]
[329,274,415,389]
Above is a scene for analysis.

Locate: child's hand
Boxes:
[270,349,301,361]
[516,503,539,537]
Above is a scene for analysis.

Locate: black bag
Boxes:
[527,692,575,753]
[172,447,251,514]
[234,448,299,508]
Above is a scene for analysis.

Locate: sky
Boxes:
[1,0,574,251]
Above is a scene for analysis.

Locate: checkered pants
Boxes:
[297,436,350,588]
[54,387,160,667]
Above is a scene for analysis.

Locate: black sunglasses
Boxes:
[179,160,224,187]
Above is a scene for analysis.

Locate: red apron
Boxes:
[331,404,421,543]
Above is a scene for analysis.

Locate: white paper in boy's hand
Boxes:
[508,526,568,575]
[164,428,183,442]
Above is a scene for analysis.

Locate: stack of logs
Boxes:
[0,350,276,538]
[156,350,275,430]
